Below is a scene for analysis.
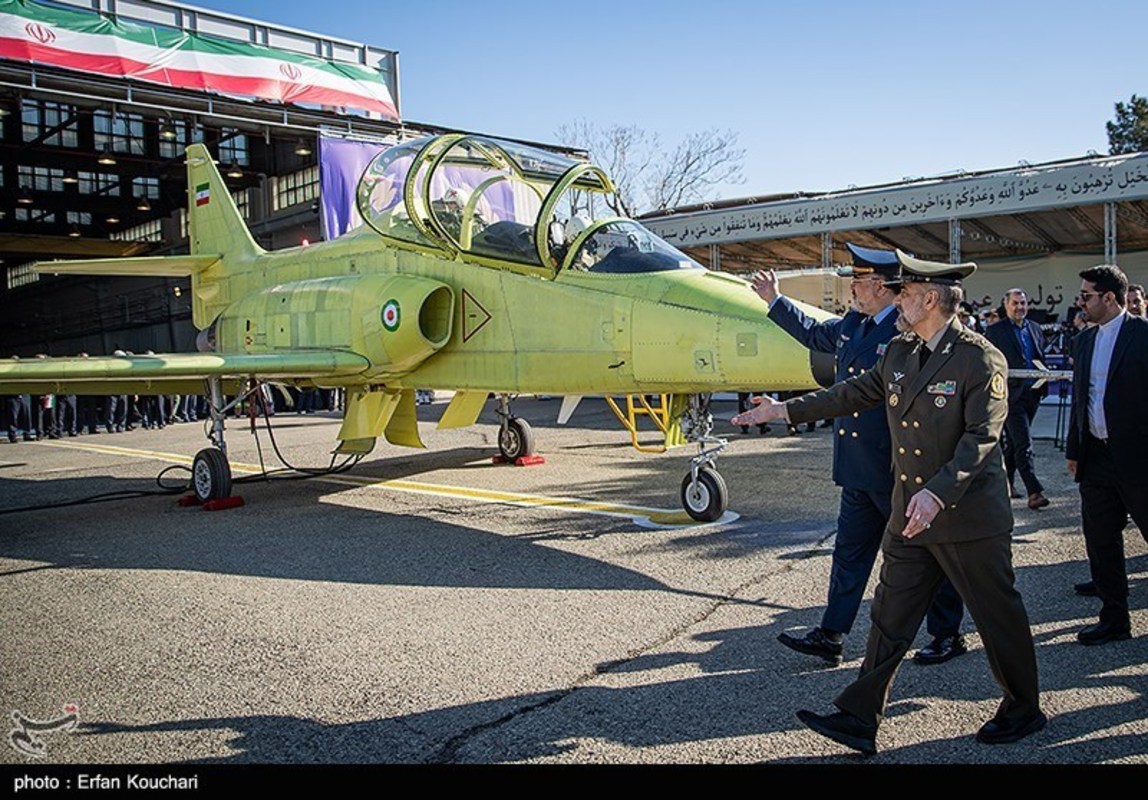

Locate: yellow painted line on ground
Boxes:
[36,440,735,529]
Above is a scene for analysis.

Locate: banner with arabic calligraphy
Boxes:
[0,0,399,120]
[645,154,1148,246]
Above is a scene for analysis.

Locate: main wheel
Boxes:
[192,447,232,502]
[680,467,727,522]
[498,417,535,460]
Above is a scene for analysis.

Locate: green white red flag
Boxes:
[0,0,399,120]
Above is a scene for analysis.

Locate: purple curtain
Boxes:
[319,137,388,240]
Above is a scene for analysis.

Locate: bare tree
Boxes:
[555,120,745,217]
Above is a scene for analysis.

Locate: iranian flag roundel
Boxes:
[381,300,401,332]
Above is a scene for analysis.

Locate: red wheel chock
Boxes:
[492,454,546,466]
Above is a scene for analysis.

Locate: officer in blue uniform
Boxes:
[751,242,966,665]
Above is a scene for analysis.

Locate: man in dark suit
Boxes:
[1065,264,1148,644]
[735,250,1044,755]
[985,289,1050,510]
[750,243,965,666]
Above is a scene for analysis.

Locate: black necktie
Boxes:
[860,317,874,338]
[919,345,932,369]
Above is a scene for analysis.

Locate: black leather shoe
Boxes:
[913,634,968,665]
[1077,620,1132,646]
[1009,485,1024,499]
[1074,580,1098,596]
[777,628,844,665]
[976,710,1047,744]
[796,709,877,756]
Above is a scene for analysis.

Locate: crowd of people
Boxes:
[2,380,344,443]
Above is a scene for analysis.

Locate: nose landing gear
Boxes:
[678,393,729,522]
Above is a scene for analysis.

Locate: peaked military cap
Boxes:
[886,249,976,287]
[838,241,900,280]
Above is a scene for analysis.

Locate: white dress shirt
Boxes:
[1087,310,1127,440]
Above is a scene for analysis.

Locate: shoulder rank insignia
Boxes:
[989,372,1007,400]
[927,380,957,396]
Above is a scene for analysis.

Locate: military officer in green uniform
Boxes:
[734,250,1045,755]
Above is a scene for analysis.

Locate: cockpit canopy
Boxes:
[356,134,704,275]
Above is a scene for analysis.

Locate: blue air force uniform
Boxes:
[768,244,964,643]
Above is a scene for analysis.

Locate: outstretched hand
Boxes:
[750,269,780,305]
[731,394,787,427]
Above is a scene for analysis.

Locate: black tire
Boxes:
[192,447,232,502]
[498,417,535,460]
[680,467,727,522]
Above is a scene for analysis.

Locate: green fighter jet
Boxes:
[0,134,835,521]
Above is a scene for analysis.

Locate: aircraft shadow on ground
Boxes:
[0,473,680,592]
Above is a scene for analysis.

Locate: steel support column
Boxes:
[1104,202,1117,263]
[709,243,721,271]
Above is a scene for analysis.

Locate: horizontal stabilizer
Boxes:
[35,254,221,278]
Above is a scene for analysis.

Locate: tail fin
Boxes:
[185,144,266,329]
[185,143,264,260]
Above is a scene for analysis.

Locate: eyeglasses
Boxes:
[1077,291,1103,301]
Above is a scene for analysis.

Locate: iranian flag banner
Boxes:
[0,0,399,120]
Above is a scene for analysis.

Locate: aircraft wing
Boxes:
[35,254,221,277]
[0,351,370,396]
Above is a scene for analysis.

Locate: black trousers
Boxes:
[1078,435,1148,628]
[825,487,964,638]
[55,395,77,435]
[1003,391,1042,495]
[835,532,1040,727]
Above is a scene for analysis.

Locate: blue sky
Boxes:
[197,0,1147,200]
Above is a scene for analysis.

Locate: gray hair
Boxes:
[935,284,963,315]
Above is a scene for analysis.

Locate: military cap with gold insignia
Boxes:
[837,241,901,280]
[885,249,976,287]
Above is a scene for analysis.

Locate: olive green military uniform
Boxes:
[786,316,1041,727]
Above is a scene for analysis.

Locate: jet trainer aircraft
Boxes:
[0,134,835,521]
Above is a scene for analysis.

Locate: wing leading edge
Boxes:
[0,351,371,396]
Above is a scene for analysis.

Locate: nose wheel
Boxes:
[680,465,727,522]
[678,393,728,522]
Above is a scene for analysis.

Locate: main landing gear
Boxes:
[678,394,729,522]
[495,393,536,461]
[191,375,236,504]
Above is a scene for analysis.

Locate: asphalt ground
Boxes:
[0,395,1144,774]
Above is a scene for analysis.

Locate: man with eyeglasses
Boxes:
[985,289,1050,511]
[1066,264,1148,645]
[735,250,1043,755]
[747,242,965,668]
